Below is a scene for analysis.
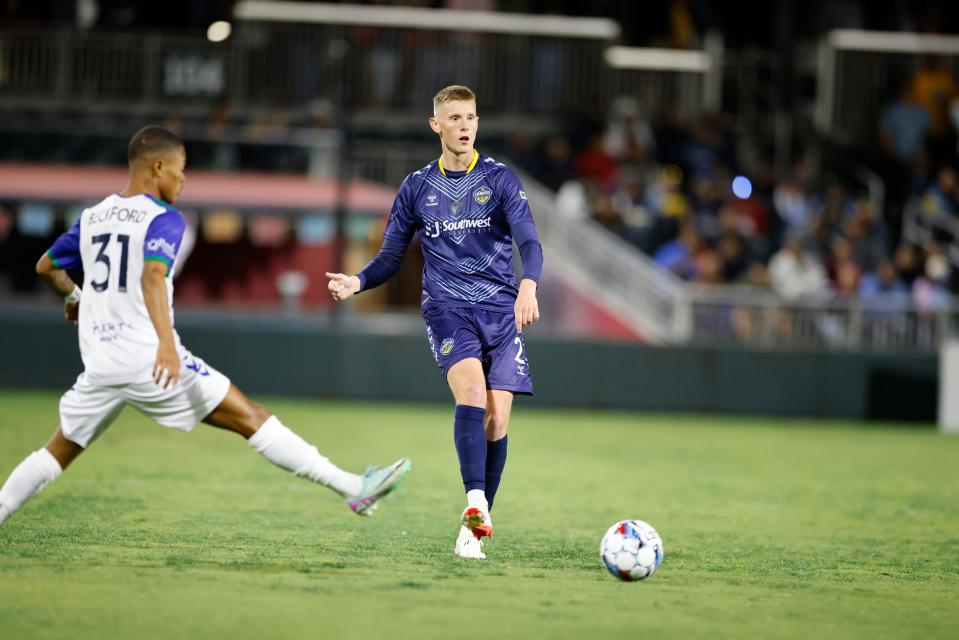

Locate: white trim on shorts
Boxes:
[59,350,231,448]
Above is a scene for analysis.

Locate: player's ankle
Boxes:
[466,488,488,512]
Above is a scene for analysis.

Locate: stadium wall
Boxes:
[0,311,936,422]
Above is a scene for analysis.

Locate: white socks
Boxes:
[466,488,489,512]
[0,448,63,526]
[247,416,361,499]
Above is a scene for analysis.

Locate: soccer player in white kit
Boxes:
[0,126,410,526]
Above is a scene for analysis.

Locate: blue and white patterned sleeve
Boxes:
[498,169,543,283]
[143,210,186,276]
[47,217,82,270]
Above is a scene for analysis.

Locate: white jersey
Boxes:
[48,193,187,385]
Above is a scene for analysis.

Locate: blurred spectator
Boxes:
[654,222,700,280]
[667,0,699,49]
[913,250,953,311]
[604,97,655,167]
[768,233,829,301]
[893,242,924,285]
[919,165,959,218]
[908,56,959,163]
[537,135,577,191]
[879,82,932,167]
[842,199,888,271]
[716,230,753,282]
[833,258,862,297]
[858,259,910,311]
[574,133,619,192]
[909,56,959,139]
[773,161,817,233]
[681,116,725,181]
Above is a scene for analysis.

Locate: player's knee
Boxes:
[459,383,487,408]
[244,402,272,433]
[484,413,508,440]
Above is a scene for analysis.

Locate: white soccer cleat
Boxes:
[348,458,411,516]
[454,525,486,560]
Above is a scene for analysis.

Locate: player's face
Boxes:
[156,146,187,203]
[429,100,478,156]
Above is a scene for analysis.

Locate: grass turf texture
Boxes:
[1,390,957,639]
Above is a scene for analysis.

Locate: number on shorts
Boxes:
[513,336,526,365]
[90,233,131,293]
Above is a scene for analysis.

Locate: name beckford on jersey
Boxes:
[47,193,186,385]
[357,152,543,310]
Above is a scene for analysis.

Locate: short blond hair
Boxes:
[433,85,476,113]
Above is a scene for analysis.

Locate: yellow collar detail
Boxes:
[438,150,479,177]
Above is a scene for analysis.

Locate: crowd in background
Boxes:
[506,58,959,312]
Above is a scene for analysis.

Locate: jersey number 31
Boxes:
[91,233,130,292]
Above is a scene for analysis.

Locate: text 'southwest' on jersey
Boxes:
[424,216,493,238]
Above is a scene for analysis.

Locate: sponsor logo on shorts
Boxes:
[440,338,455,356]
[184,356,210,376]
[473,186,492,204]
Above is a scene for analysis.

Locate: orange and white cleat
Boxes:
[461,505,494,539]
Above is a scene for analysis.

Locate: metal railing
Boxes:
[902,197,959,268]
[0,7,719,119]
[690,284,959,352]
[517,172,693,343]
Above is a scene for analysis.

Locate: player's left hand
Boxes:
[64,301,79,326]
[514,279,540,333]
[325,272,362,301]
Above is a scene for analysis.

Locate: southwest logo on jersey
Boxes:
[473,186,492,204]
[440,338,455,355]
[424,217,492,239]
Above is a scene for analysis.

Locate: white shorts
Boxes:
[59,351,231,448]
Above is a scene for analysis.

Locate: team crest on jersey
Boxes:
[440,338,455,356]
[473,186,492,205]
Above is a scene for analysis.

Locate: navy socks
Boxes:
[453,405,487,493]
[484,435,508,510]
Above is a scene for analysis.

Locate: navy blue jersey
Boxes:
[358,151,543,310]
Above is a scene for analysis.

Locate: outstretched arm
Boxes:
[327,177,417,301]
[36,253,81,326]
[142,261,180,389]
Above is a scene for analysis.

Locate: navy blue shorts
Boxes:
[423,303,534,395]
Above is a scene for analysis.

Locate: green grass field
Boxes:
[1,390,957,639]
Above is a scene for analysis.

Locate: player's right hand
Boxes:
[153,342,181,389]
[325,272,361,301]
[64,301,79,326]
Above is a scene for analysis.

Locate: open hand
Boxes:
[153,342,181,389]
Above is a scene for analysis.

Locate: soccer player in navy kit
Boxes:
[326,85,543,559]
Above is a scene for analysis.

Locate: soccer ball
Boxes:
[600,519,664,581]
